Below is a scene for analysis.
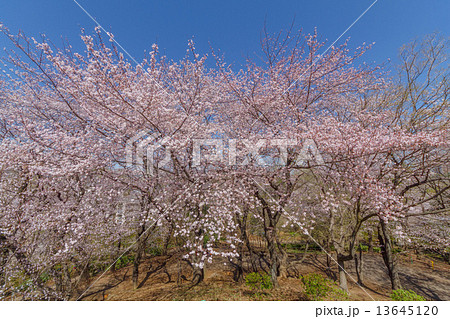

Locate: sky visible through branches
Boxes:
[0,0,449,68]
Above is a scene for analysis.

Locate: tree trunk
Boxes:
[354,244,364,285]
[266,227,280,288]
[232,212,249,282]
[132,226,146,289]
[75,261,90,295]
[229,237,244,282]
[231,254,243,282]
[244,235,259,273]
[299,241,309,263]
[337,254,348,292]
[192,266,204,285]
[161,223,173,256]
[186,253,205,286]
[367,230,373,252]
[111,240,121,273]
[62,264,72,300]
[132,253,141,290]
[378,221,402,290]
[0,247,8,287]
[257,193,280,288]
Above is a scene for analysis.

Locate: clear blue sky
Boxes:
[0,0,449,69]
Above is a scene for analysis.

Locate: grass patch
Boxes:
[391,289,426,301]
[301,273,348,301]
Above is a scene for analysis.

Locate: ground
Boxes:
[76,251,450,301]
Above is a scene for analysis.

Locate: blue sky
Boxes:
[0,0,449,70]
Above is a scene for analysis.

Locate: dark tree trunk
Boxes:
[299,241,310,263]
[161,223,173,256]
[78,261,90,289]
[62,264,72,300]
[276,235,288,278]
[354,244,364,285]
[256,191,281,288]
[192,266,204,285]
[132,253,141,289]
[244,236,259,273]
[231,254,243,282]
[111,239,121,273]
[264,220,282,288]
[324,240,336,280]
[185,255,204,286]
[0,246,8,287]
[228,234,244,282]
[378,221,402,290]
[231,211,248,282]
[177,259,184,286]
[132,226,146,289]
[367,230,373,252]
[266,232,279,288]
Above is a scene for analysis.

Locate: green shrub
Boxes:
[301,273,330,300]
[282,243,304,254]
[244,272,273,290]
[114,254,135,270]
[359,244,369,252]
[301,273,348,301]
[391,289,426,301]
[373,247,381,253]
[282,242,322,253]
[146,246,163,256]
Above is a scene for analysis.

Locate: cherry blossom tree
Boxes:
[0,23,448,299]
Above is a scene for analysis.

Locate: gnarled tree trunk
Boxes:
[354,244,364,285]
[336,253,349,292]
[132,225,147,289]
[378,220,402,290]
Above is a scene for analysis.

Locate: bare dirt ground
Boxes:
[291,252,450,301]
[76,251,450,301]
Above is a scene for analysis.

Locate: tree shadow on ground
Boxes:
[77,269,129,300]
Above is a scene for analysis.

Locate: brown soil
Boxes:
[75,251,450,301]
